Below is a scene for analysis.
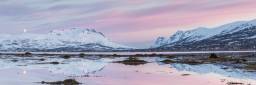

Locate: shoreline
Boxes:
[0,51,256,56]
[0,52,255,85]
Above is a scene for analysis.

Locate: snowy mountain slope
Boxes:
[153,37,167,47]
[0,28,130,51]
[153,19,256,51]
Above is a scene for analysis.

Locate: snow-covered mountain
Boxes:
[153,19,256,51]
[0,28,131,52]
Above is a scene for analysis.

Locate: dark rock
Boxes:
[50,62,60,64]
[181,74,191,76]
[166,55,175,59]
[160,59,174,64]
[61,55,71,59]
[114,57,148,66]
[41,79,80,85]
[63,79,80,85]
[11,59,18,62]
[112,54,118,57]
[79,53,85,58]
[209,53,219,59]
[25,52,32,55]
[39,58,45,61]
[235,59,247,64]
[149,53,157,56]
[227,82,244,85]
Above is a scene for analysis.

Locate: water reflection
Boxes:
[0,56,109,76]
[171,64,256,80]
[0,55,255,85]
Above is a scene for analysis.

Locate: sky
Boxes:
[0,0,256,48]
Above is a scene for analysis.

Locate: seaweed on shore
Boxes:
[16,52,33,57]
[160,59,175,64]
[181,74,191,76]
[35,61,61,65]
[226,82,244,85]
[79,53,85,58]
[244,64,256,71]
[114,57,148,66]
[40,79,81,85]
[60,55,71,59]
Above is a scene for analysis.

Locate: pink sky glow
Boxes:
[0,0,256,47]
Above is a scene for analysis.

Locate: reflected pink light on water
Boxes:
[82,63,253,85]
[0,60,255,85]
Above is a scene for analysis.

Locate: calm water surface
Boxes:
[0,55,255,85]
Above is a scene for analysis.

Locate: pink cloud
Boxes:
[1,0,256,47]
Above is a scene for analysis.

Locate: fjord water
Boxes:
[0,54,255,85]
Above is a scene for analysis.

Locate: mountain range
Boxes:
[0,19,256,52]
[153,19,256,51]
[0,28,130,52]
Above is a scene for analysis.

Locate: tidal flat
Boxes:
[0,52,255,85]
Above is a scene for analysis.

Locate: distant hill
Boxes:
[152,19,256,51]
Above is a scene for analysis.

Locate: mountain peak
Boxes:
[153,37,166,47]
[152,19,256,50]
[0,28,130,51]
[49,28,105,37]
